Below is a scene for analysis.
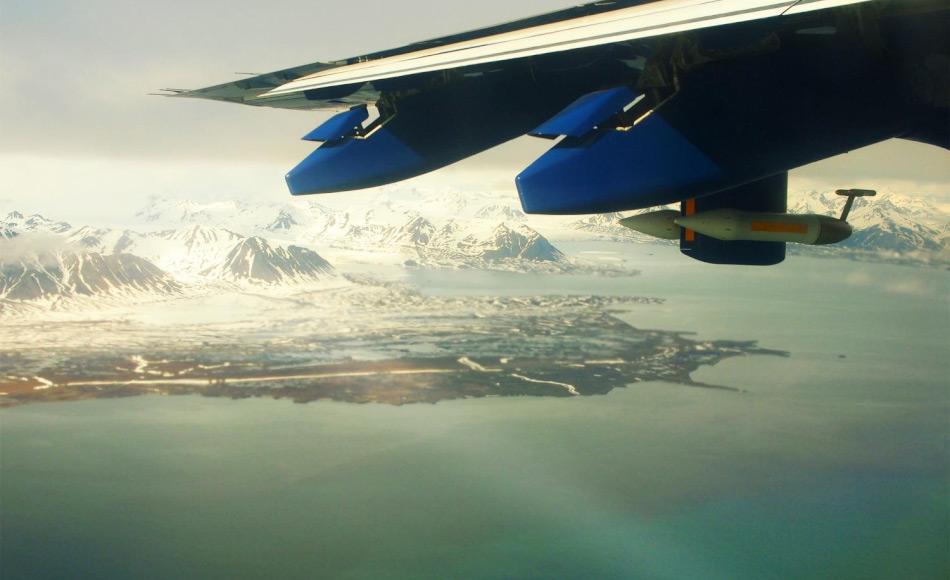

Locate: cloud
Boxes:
[844,270,874,287]
[883,278,939,298]
[0,231,79,263]
[0,0,578,164]
[842,265,942,298]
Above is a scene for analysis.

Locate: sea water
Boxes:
[2,246,947,579]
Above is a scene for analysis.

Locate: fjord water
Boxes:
[2,246,948,579]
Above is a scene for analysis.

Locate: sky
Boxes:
[2,0,948,224]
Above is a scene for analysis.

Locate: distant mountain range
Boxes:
[416,221,564,266]
[0,199,570,308]
[58,222,337,285]
[789,191,949,261]
[132,188,947,263]
[3,211,72,235]
[135,194,568,269]
[0,213,339,308]
[2,187,946,310]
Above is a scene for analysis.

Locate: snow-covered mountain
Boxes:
[205,237,334,284]
[789,191,948,256]
[474,204,526,221]
[65,224,246,279]
[1,211,339,300]
[0,251,181,302]
[570,212,634,239]
[3,210,72,234]
[569,194,949,254]
[57,223,338,284]
[265,209,300,232]
[427,222,564,263]
[4,185,946,303]
[479,223,564,262]
[134,197,269,229]
[129,189,949,264]
[162,195,569,268]
[284,209,565,267]
[145,226,248,278]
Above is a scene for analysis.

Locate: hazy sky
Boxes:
[2,0,948,223]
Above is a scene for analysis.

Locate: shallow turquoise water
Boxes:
[2,248,948,579]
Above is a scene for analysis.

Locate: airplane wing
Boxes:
[173,0,872,109]
[261,0,870,98]
[170,0,950,265]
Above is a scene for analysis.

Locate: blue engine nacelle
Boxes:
[286,106,429,194]
[285,59,631,196]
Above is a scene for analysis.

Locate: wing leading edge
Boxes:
[171,0,872,109]
[263,0,873,98]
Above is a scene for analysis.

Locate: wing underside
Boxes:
[169,0,871,110]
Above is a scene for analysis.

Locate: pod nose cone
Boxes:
[618,210,681,240]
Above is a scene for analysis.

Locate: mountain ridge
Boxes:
[129,189,948,265]
[0,250,181,304]
[204,236,334,284]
